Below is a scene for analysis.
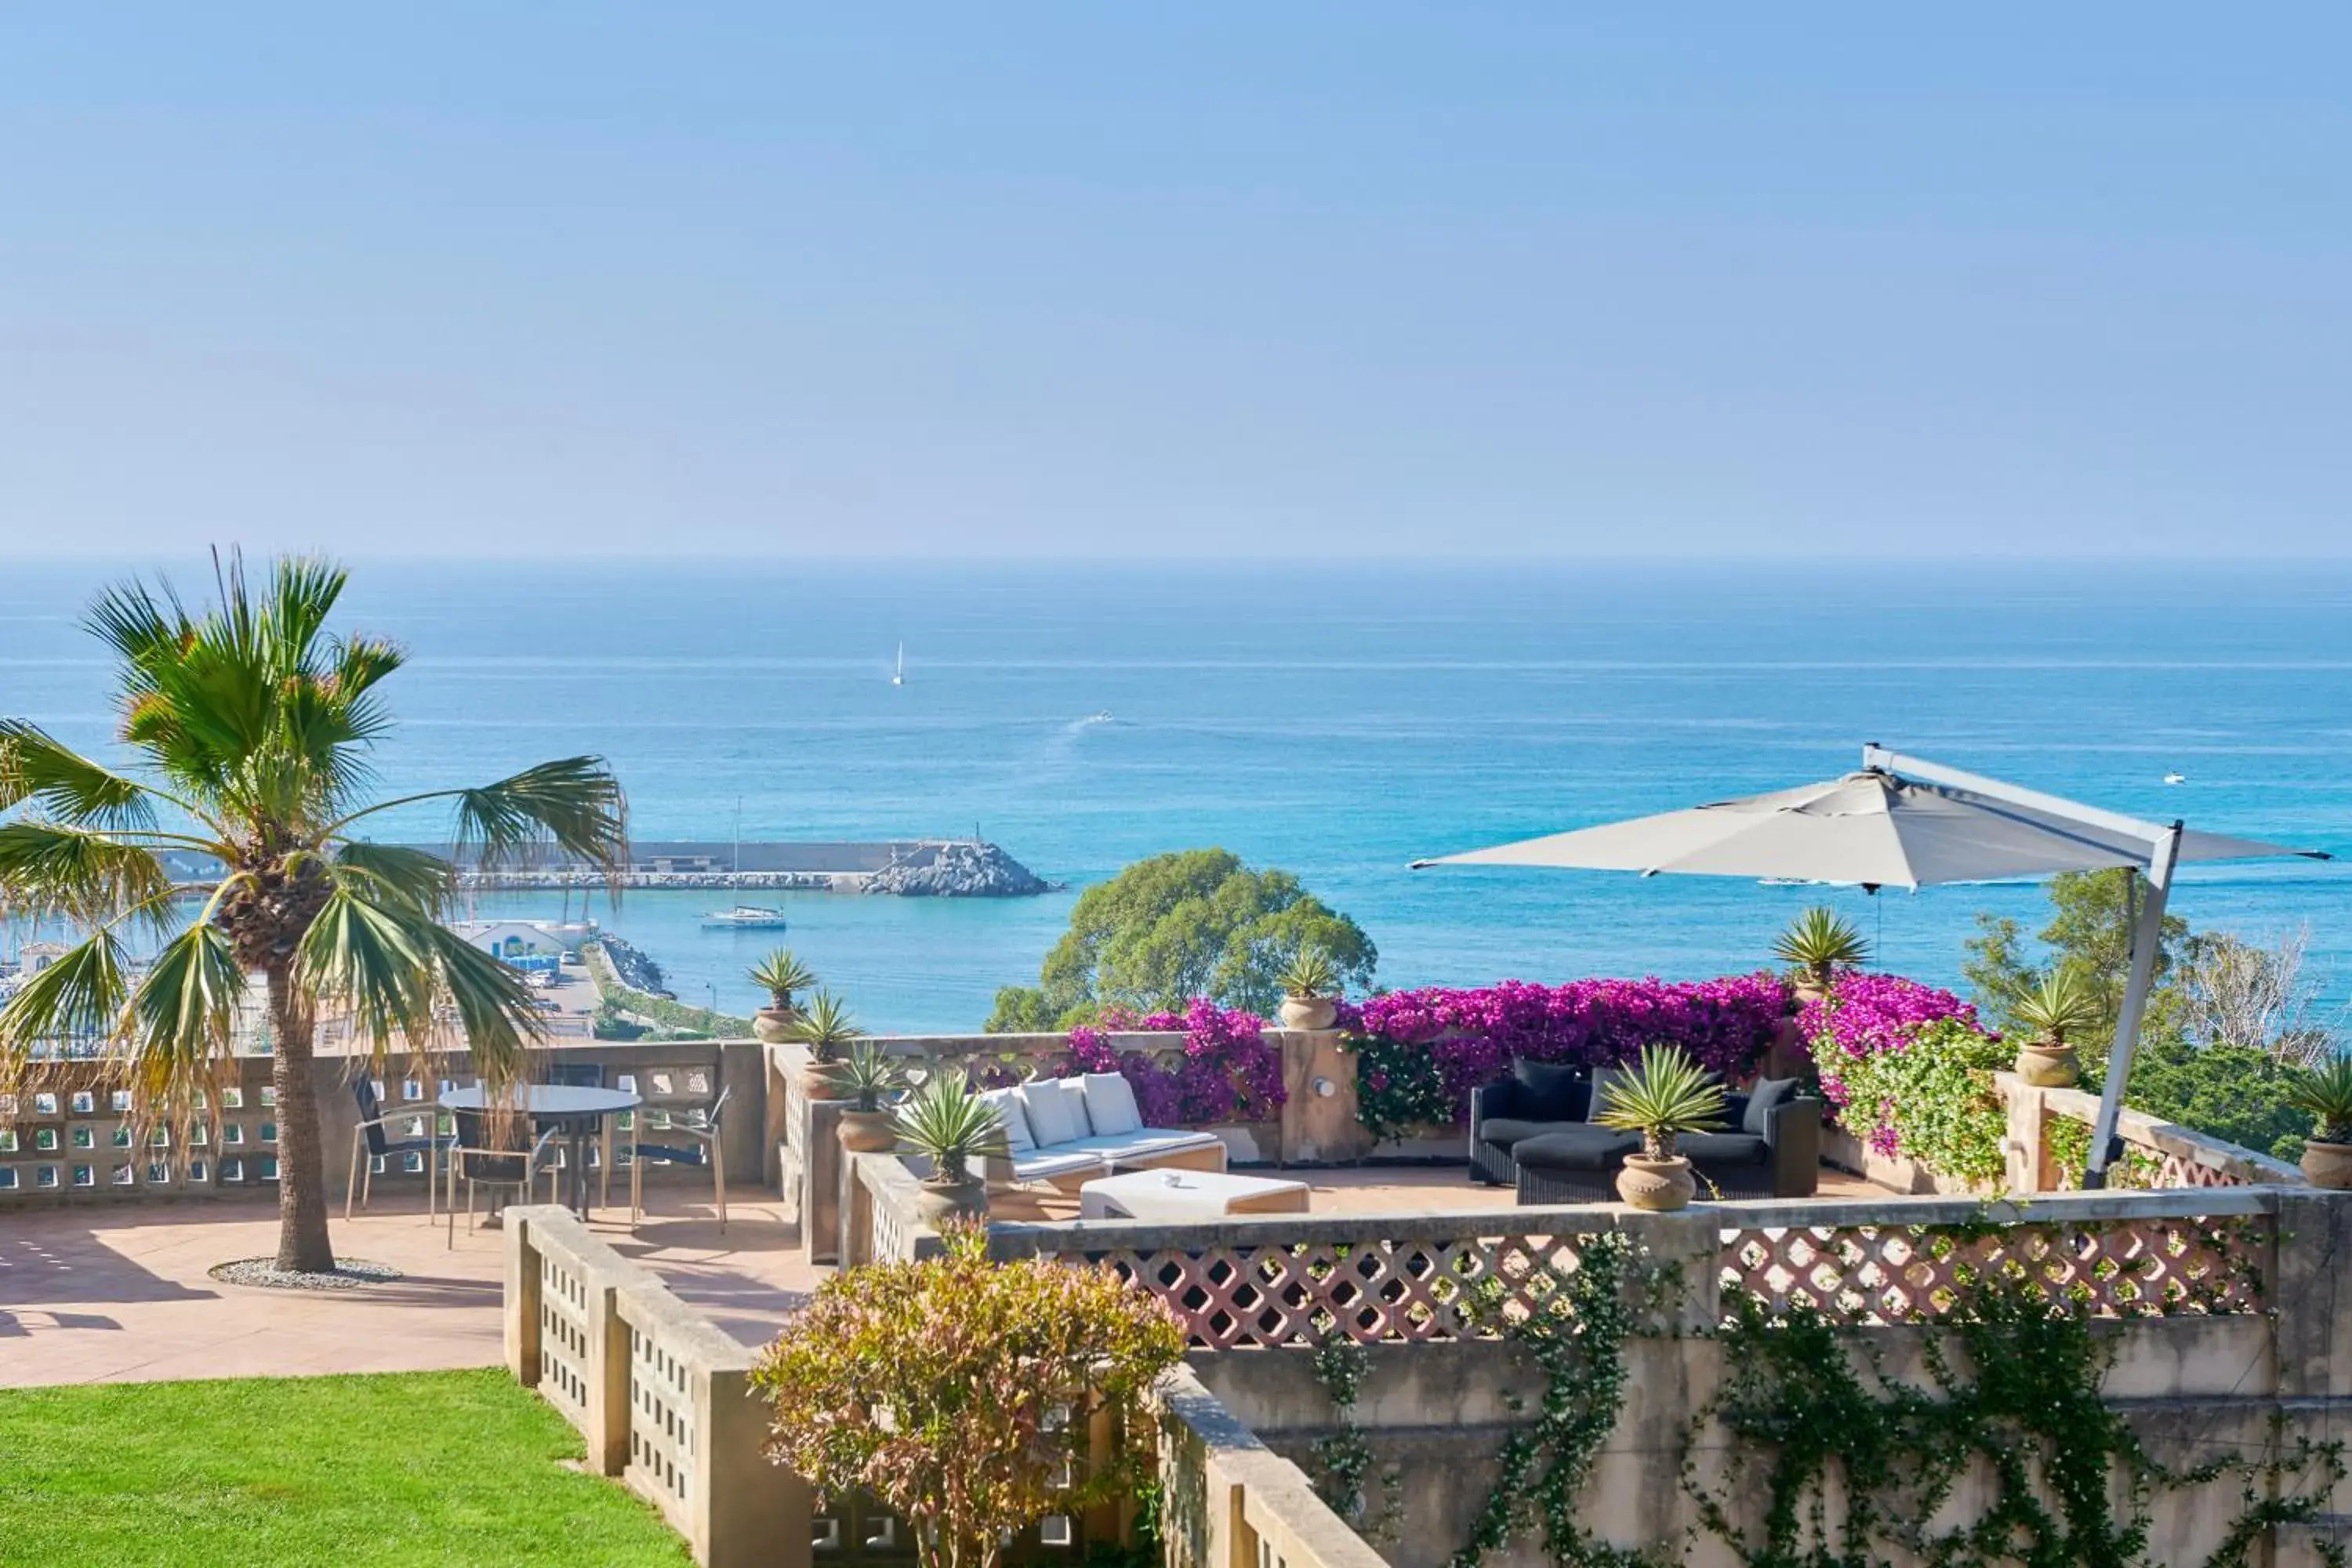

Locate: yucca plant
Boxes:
[1595,1044,1728,1160]
[748,948,817,1012]
[1277,946,1340,1000]
[2288,1054,2352,1145]
[0,554,628,1273]
[1772,906,1869,991]
[829,1038,906,1114]
[785,990,862,1063]
[2012,968,2101,1047]
[895,1073,1011,1187]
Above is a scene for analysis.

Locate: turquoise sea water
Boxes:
[3,561,2349,1033]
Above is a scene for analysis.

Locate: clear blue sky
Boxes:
[3,5,2347,561]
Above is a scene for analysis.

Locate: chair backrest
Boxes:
[706,1084,732,1129]
[452,1106,532,1184]
[350,1076,389,1160]
[546,1062,604,1088]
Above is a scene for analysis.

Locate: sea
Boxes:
[3,560,2349,1035]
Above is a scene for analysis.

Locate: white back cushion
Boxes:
[977,1087,1037,1153]
[1080,1073,1144,1137]
[1018,1077,1092,1148]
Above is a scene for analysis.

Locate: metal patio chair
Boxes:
[628,1085,731,1232]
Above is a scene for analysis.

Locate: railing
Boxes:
[841,1150,942,1266]
[995,1188,2285,1347]
[505,1206,800,1568]
[2001,1074,2305,1193]
[1156,1364,1392,1568]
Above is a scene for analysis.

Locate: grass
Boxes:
[0,1368,694,1567]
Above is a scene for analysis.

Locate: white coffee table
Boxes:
[1078,1168,1311,1221]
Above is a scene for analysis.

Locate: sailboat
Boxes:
[891,643,905,687]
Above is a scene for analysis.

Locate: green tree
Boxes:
[986,848,1375,1029]
[1963,868,2191,1058]
[0,556,627,1273]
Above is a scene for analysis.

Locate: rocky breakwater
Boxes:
[595,934,672,997]
[862,840,1057,897]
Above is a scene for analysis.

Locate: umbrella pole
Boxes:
[2081,824,2183,1188]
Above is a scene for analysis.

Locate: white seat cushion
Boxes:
[1080,1073,1143,1138]
[976,1087,1038,1154]
[1007,1147,1105,1181]
[1018,1078,1092,1149]
[1062,1129,1225,1162]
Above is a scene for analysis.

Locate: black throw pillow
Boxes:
[1587,1065,1627,1124]
[1744,1076,1800,1135]
[1512,1058,1588,1121]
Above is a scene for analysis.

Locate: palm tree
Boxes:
[0,555,627,1274]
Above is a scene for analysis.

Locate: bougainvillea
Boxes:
[1065,998,1283,1124]
[1341,975,1790,1135]
[1801,972,2002,1177]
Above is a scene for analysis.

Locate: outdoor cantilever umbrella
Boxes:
[1414,745,2330,1185]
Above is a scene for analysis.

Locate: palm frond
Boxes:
[263,556,350,673]
[0,931,129,1071]
[417,925,540,1086]
[333,841,457,916]
[119,924,245,1093]
[0,721,158,829]
[294,887,444,1052]
[450,757,630,879]
[0,822,176,928]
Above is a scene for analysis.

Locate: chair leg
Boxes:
[600,1120,613,1214]
[346,1134,361,1222]
[446,1178,457,1250]
[629,1156,641,1231]
[713,1155,726,1232]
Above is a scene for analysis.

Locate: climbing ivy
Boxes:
[1688,1279,2346,1568]
[1308,1338,1402,1541]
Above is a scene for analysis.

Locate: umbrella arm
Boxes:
[2081,830,2181,1188]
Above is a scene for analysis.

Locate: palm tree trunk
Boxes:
[266,964,337,1274]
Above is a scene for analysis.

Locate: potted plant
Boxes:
[1595,1044,1729,1212]
[894,1074,1010,1225]
[1772,906,1869,1003]
[1276,947,1341,1029]
[2009,968,2100,1087]
[749,949,818,1044]
[831,1040,908,1153]
[2287,1054,2352,1189]
[786,991,863,1096]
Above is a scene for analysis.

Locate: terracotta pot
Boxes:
[1790,977,1828,1008]
[837,1109,898,1154]
[753,1006,798,1044]
[2300,1139,2352,1189]
[909,1174,989,1225]
[1615,1153,1697,1211]
[2013,1043,2081,1088]
[1279,995,1338,1030]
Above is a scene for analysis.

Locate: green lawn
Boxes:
[0,1368,693,1567]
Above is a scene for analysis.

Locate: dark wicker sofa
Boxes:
[1468,1062,1820,1205]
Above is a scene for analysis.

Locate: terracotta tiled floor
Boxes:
[0,1183,818,1388]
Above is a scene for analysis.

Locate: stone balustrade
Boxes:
[2002,1072,2306,1192]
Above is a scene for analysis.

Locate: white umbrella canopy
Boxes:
[1413,768,2321,890]
[1413,746,2329,1189]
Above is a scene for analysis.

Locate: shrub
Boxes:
[1827,1016,2013,1186]
[753,1221,1185,1568]
[1063,999,1282,1125]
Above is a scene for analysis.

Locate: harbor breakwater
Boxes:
[156,838,1058,898]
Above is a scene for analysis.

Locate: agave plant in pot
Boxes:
[1773,906,1869,1004]
[895,1073,1011,1225]
[2287,1054,2352,1189]
[2009,968,2100,1087]
[830,1040,909,1154]
[749,949,818,1044]
[1276,947,1341,1030]
[785,991,862,1096]
[1595,1044,1728,1212]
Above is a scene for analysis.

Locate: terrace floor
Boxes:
[0,1181,815,1388]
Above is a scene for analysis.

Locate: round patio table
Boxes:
[440,1083,640,1220]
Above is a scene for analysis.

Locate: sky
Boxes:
[2,5,2347,561]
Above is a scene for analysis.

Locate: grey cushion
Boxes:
[1511,1127,1641,1171]
[1587,1065,1627,1124]
[1743,1077,1801,1136]
[977,1087,1038,1154]
[1475,1117,1588,1152]
[1680,1131,1770,1167]
[1511,1059,1588,1121]
[1080,1073,1143,1137]
[1018,1079,1090,1148]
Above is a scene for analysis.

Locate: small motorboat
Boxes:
[700,906,791,930]
[2163,772,2187,786]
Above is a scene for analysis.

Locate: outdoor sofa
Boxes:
[977,1074,1229,1192]
[1469,1059,1820,1203]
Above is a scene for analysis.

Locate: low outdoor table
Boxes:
[1078,1168,1310,1221]
[441,1083,641,1221]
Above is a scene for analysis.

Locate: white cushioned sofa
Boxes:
[977,1073,1229,1192]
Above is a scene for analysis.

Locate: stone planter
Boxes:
[753,1006,798,1044]
[910,1174,989,1225]
[837,1109,898,1154]
[2300,1139,2352,1189]
[1615,1153,1697,1211]
[1279,995,1338,1031]
[2013,1043,2081,1088]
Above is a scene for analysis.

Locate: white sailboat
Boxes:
[891,643,905,687]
